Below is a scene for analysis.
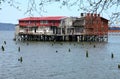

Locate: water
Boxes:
[0,31,120,79]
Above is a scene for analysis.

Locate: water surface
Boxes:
[0,31,120,79]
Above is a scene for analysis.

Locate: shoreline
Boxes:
[108,30,120,32]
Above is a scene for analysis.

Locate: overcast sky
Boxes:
[0,1,115,24]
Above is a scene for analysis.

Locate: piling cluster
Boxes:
[1,39,120,70]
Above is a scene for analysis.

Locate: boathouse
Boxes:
[15,13,109,42]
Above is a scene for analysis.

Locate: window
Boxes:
[40,20,48,24]
[29,21,31,24]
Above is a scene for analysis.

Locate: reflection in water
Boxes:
[0,31,120,79]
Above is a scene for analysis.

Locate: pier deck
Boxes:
[16,32,108,42]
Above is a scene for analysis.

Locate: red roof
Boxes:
[19,16,66,21]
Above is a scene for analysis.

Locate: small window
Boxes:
[40,21,48,24]
[29,21,31,24]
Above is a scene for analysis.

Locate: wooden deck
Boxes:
[16,32,108,42]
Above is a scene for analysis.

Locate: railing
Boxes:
[19,30,53,35]
[19,23,60,27]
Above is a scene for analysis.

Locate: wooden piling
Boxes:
[17,32,108,42]
[111,53,114,58]
[118,64,120,69]
[18,57,23,62]
[86,50,88,57]
[1,45,5,51]
[68,48,71,52]
[93,45,96,48]
[4,41,6,45]
[18,47,20,52]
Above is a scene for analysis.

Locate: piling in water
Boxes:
[118,64,120,69]
[56,50,58,53]
[111,53,114,58]
[26,43,29,45]
[1,45,5,51]
[4,41,6,45]
[13,38,16,41]
[93,45,96,48]
[52,43,54,46]
[86,50,88,57]
[18,47,20,52]
[74,44,76,46]
[68,48,71,52]
[60,43,63,45]
[18,57,23,62]
[89,42,92,45]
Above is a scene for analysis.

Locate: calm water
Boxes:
[0,31,120,79]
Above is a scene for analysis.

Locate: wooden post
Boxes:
[62,35,64,41]
[61,27,62,35]
[77,36,80,42]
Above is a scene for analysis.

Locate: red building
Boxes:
[73,13,109,35]
[18,16,66,34]
[84,13,109,35]
[19,16,66,27]
[16,14,109,42]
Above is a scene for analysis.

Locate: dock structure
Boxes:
[15,13,109,42]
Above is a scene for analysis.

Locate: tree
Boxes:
[0,0,120,25]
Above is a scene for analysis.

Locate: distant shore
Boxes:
[108,30,120,32]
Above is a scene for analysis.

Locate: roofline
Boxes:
[100,17,109,21]
[19,16,67,21]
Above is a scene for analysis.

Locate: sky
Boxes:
[0,1,81,24]
[0,0,119,25]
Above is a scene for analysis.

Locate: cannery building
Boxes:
[15,13,108,42]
